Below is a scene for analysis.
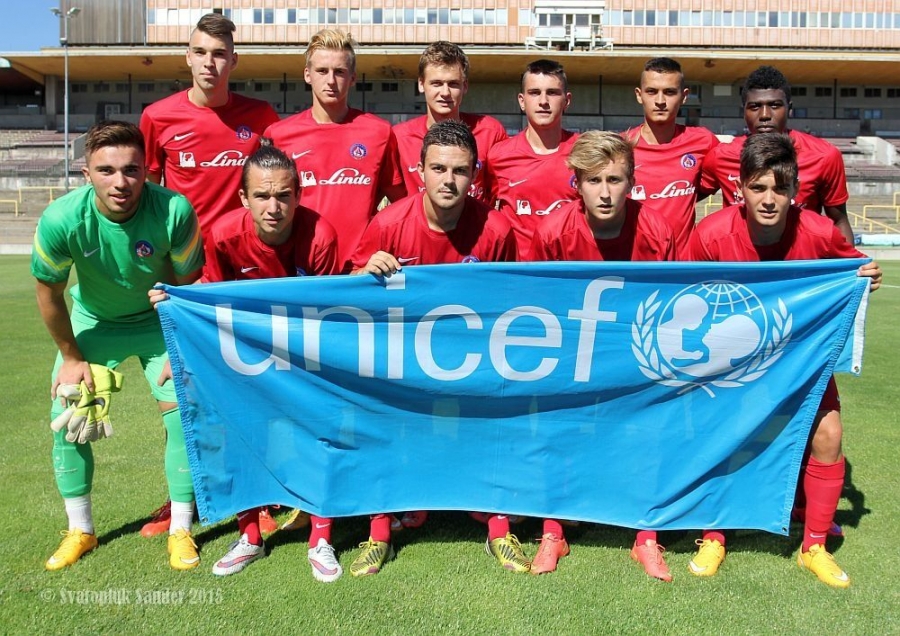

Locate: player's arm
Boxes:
[824,204,854,245]
[146,172,162,185]
[35,279,93,395]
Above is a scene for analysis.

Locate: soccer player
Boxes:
[687,132,881,588]
[265,28,405,268]
[140,13,279,236]
[348,119,519,576]
[151,141,342,581]
[484,59,579,259]
[529,131,676,577]
[700,65,854,244]
[139,12,279,537]
[32,120,204,571]
[623,57,719,256]
[393,41,507,202]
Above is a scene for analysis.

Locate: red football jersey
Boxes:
[484,130,579,259]
[202,206,340,283]
[687,203,864,262]
[623,125,719,256]
[264,109,403,267]
[393,112,508,201]
[349,194,517,269]
[140,91,280,235]
[699,129,849,212]
[529,198,676,262]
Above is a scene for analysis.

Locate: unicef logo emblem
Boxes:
[632,281,792,396]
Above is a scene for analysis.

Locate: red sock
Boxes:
[635,530,657,544]
[308,515,332,547]
[237,507,262,546]
[802,456,845,552]
[370,514,392,543]
[702,530,726,546]
[487,514,510,541]
[543,519,565,538]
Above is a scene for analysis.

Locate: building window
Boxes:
[254,82,271,92]
[864,109,882,119]
[814,87,833,97]
[114,83,128,93]
[864,88,882,98]
[381,82,399,92]
[356,82,373,92]
[840,87,857,97]
[843,108,860,118]
[793,87,807,97]
[792,108,807,118]
[93,82,110,93]
[264,8,274,24]
[137,82,154,93]
[71,83,88,93]
[887,88,900,98]
[253,9,262,24]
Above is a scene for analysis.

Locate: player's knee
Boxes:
[810,410,843,462]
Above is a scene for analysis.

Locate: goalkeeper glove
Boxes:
[49,364,124,444]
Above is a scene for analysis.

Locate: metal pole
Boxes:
[51,6,79,192]
[63,22,69,191]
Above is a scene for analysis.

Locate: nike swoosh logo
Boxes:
[809,533,827,539]
[727,174,740,182]
[241,266,259,273]
[83,248,100,257]
[634,165,643,171]
[173,132,194,141]
[314,523,331,529]
[509,179,527,187]
[407,165,419,172]
[179,555,201,565]
[398,257,419,264]
[177,467,191,473]
[292,150,312,159]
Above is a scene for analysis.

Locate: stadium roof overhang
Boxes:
[1,46,898,88]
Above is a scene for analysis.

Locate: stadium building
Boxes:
[1,1,898,134]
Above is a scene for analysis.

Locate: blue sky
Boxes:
[0,2,64,52]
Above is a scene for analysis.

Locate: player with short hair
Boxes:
[687,132,881,588]
[623,57,719,256]
[33,121,204,571]
[393,41,508,202]
[700,65,854,243]
[140,12,279,236]
[139,12,280,537]
[265,28,405,268]
[150,140,342,580]
[529,130,677,577]
[348,119,519,576]
[484,59,579,259]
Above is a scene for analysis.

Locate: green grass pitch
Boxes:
[1,256,897,634]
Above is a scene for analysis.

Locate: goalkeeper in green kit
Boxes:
[32,121,204,571]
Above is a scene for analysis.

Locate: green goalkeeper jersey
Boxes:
[32,181,204,323]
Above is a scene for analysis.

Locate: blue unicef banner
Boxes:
[158,260,870,535]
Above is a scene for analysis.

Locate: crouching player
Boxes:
[687,132,882,587]
[33,121,204,570]
[150,140,343,581]
[529,130,676,577]
[348,119,519,576]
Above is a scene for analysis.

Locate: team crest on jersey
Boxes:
[681,154,697,169]
[350,143,368,160]
[135,240,154,258]
[461,255,480,263]
[236,125,252,141]
[631,281,791,397]
[569,175,577,189]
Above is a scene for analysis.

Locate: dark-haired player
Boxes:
[33,121,204,571]
[623,57,719,255]
[393,41,507,202]
[700,65,853,243]
[484,59,579,259]
[348,120,519,576]
[688,132,880,588]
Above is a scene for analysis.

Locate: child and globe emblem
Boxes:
[655,282,768,380]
